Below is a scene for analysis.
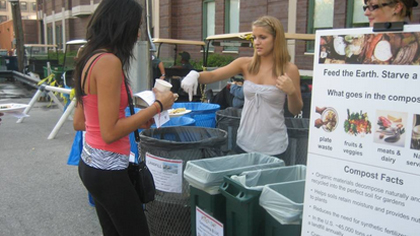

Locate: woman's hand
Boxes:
[181,70,199,101]
[275,73,296,96]
[139,118,155,129]
[153,88,176,111]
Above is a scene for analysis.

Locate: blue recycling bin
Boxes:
[172,102,220,128]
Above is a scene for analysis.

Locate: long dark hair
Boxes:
[74,0,143,103]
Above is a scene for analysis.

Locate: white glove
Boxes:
[181,70,199,101]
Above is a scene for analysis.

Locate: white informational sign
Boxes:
[145,152,183,193]
[302,25,420,236]
[196,206,224,236]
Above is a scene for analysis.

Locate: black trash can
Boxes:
[140,126,227,236]
[4,56,18,71]
[284,118,310,165]
[216,107,242,154]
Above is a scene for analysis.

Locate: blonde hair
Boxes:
[248,15,289,77]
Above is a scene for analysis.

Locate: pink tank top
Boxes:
[82,53,130,155]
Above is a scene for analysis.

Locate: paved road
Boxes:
[0,79,102,235]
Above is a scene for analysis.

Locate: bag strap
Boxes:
[81,53,106,95]
[124,80,145,163]
[124,79,141,141]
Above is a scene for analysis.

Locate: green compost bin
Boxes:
[219,165,306,236]
[259,180,306,236]
[43,65,64,84]
[184,153,285,236]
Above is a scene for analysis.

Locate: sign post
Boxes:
[302,24,420,236]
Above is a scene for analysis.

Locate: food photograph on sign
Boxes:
[411,114,420,150]
[343,109,372,137]
[313,106,338,132]
[374,110,407,147]
[318,32,420,65]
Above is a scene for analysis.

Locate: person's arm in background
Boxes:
[230,82,244,100]
[158,61,166,79]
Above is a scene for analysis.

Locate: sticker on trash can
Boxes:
[145,152,183,193]
[196,206,224,236]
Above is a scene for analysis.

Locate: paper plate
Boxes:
[168,109,192,117]
[0,103,29,113]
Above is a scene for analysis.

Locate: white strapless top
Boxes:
[236,80,288,155]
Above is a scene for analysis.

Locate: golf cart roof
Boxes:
[66,39,87,45]
[206,32,315,41]
[152,38,206,67]
[152,38,205,46]
[24,44,58,48]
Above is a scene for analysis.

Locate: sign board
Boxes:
[302,25,420,236]
[196,206,224,236]
[145,152,183,193]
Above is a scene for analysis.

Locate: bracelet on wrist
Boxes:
[154,100,163,113]
[153,102,160,114]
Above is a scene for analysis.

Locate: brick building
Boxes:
[36,0,101,50]
[35,0,420,73]
[0,0,38,51]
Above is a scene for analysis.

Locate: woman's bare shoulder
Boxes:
[92,53,121,71]
[235,57,252,63]
[233,57,252,70]
[285,62,299,72]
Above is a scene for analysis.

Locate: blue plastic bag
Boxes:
[68,131,83,166]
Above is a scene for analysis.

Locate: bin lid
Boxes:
[140,126,227,151]
[172,102,220,115]
[230,165,306,191]
[184,153,285,194]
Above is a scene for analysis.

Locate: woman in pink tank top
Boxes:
[72,0,176,235]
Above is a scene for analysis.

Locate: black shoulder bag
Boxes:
[125,80,156,204]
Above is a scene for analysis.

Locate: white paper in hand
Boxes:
[181,70,199,101]
[133,91,169,128]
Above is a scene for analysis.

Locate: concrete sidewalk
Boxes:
[0,95,102,235]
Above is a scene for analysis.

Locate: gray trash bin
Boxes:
[139,126,227,236]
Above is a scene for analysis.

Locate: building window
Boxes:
[346,0,369,28]
[0,1,6,10]
[56,25,62,48]
[0,15,7,23]
[32,2,36,11]
[47,26,52,45]
[20,2,27,11]
[225,0,239,34]
[307,0,335,52]
[223,0,240,52]
[203,0,215,41]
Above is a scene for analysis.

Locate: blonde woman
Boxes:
[182,15,303,160]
